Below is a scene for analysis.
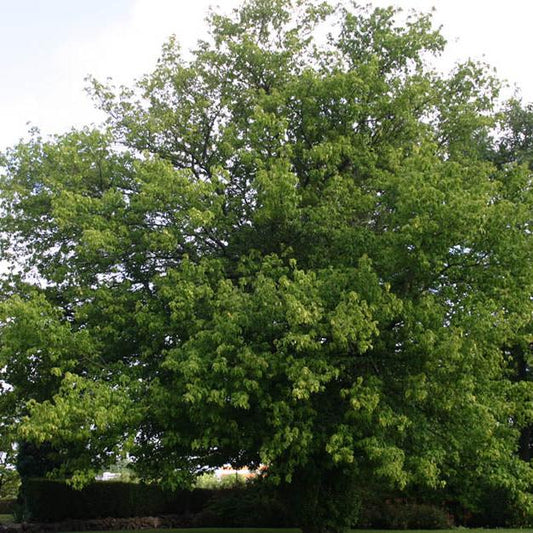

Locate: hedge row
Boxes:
[0,499,16,514]
[358,501,454,529]
[19,478,523,528]
[20,479,213,522]
[20,479,295,527]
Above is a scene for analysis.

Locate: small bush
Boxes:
[195,472,248,489]
[359,501,454,529]
[194,484,292,528]
[463,486,532,528]
[0,499,15,514]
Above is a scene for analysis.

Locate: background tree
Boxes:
[2,1,533,531]
[488,99,533,466]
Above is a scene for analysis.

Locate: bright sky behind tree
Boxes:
[1,0,532,151]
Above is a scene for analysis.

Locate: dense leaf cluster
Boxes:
[2,1,533,531]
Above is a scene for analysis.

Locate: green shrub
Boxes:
[278,464,362,533]
[20,479,214,522]
[463,486,532,528]
[0,499,15,514]
[195,472,248,489]
[194,484,291,527]
[0,468,20,500]
[359,500,454,529]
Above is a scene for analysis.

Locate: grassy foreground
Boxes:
[59,527,533,533]
[3,525,533,533]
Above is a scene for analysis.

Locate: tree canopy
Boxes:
[2,1,533,531]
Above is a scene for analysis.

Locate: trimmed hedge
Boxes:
[21,478,481,529]
[20,479,213,522]
[0,498,15,514]
[359,501,454,529]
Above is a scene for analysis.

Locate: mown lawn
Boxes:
[66,529,299,533]
[62,529,533,533]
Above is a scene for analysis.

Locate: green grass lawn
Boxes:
[61,529,533,533]
[2,524,532,533]
[66,529,299,533]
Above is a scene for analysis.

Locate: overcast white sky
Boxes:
[1,0,533,151]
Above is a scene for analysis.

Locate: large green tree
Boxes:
[2,1,533,530]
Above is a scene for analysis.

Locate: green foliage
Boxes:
[2,1,533,532]
[194,473,247,490]
[103,458,138,483]
[0,500,16,515]
[194,484,291,528]
[19,479,212,522]
[0,467,19,501]
[359,501,453,530]
[280,463,362,533]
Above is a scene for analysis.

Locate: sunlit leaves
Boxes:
[2,1,533,530]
